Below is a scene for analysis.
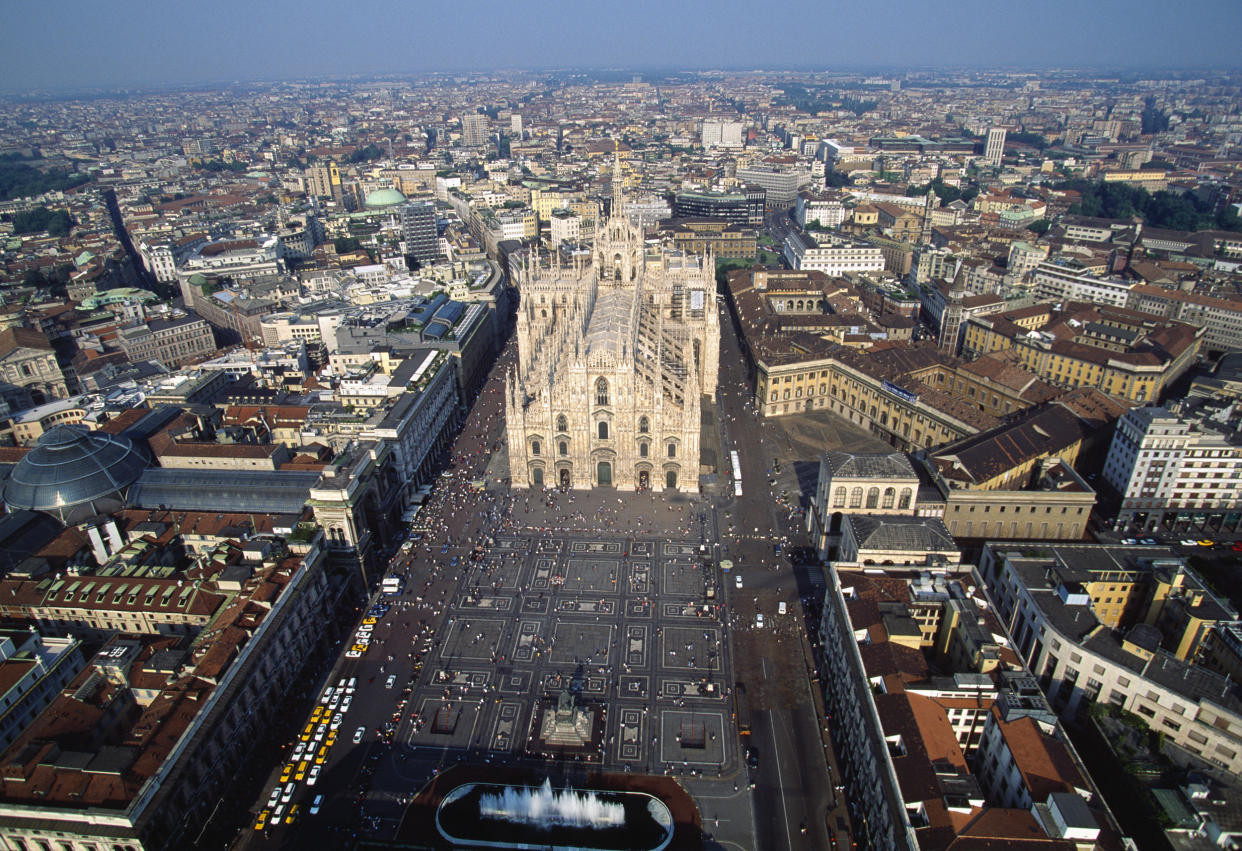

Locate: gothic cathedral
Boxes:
[505,155,720,492]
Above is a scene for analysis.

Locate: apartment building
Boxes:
[979,543,1242,776]
[963,301,1203,405]
[1126,284,1242,353]
[818,559,1119,849]
[0,529,334,851]
[114,315,217,369]
[1103,404,1242,534]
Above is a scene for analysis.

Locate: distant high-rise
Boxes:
[462,112,488,148]
[510,113,523,137]
[985,127,1007,167]
[701,120,744,149]
[401,201,438,265]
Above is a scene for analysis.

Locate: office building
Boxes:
[462,112,488,148]
[700,120,744,149]
[985,127,1007,167]
[1103,404,1242,534]
[401,201,439,265]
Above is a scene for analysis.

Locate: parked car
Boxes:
[735,575,742,589]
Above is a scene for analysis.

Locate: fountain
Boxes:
[480,778,625,828]
[436,778,674,850]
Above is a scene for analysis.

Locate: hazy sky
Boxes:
[3,0,1240,92]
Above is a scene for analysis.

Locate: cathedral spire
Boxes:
[611,141,625,221]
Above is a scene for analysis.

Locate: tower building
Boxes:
[462,112,488,148]
[505,152,720,492]
[401,201,438,266]
[985,127,1007,167]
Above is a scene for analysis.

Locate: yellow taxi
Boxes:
[254,809,270,831]
[362,616,378,625]
[285,804,300,825]
[350,644,369,654]
[315,744,329,765]
[294,760,309,781]
[325,729,338,747]
[310,705,324,723]
[279,763,293,783]
[300,722,315,742]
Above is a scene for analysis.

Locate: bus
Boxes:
[730,450,743,497]
[734,682,751,736]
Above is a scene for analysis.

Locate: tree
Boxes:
[11,207,72,237]
[1060,178,1240,232]
[333,236,362,254]
[0,161,89,201]
[1027,219,1052,236]
[347,144,382,164]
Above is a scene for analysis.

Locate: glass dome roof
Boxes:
[364,188,407,208]
[3,424,149,516]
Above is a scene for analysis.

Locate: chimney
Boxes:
[86,526,109,565]
[104,519,123,554]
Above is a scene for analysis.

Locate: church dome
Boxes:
[3,425,150,524]
[364,188,407,209]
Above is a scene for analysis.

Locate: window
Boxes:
[598,421,609,440]
[667,442,676,458]
[556,415,568,432]
[638,416,649,433]
[559,441,568,456]
[832,488,846,508]
[866,487,879,509]
[639,442,648,458]
[881,487,895,510]
[596,378,609,406]
[531,440,541,456]
[850,487,863,508]
[898,487,912,510]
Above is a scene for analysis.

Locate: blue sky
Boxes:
[3,0,1240,92]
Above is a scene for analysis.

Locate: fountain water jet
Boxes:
[479,778,625,828]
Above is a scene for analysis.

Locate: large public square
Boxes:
[400,530,734,775]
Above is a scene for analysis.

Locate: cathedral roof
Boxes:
[584,289,633,360]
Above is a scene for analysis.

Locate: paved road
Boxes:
[712,297,846,849]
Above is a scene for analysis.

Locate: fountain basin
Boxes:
[436,780,674,850]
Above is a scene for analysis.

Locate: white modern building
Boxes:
[701,120,745,149]
[985,127,1007,167]
[1103,404,1242,533]
[783,231,885,277]
[1032,260,1133,308]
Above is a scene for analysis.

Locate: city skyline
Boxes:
[3,0,1242,93]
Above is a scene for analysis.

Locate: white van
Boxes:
[778,601,787,615]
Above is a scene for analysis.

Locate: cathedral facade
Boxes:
[505,174,720,492]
